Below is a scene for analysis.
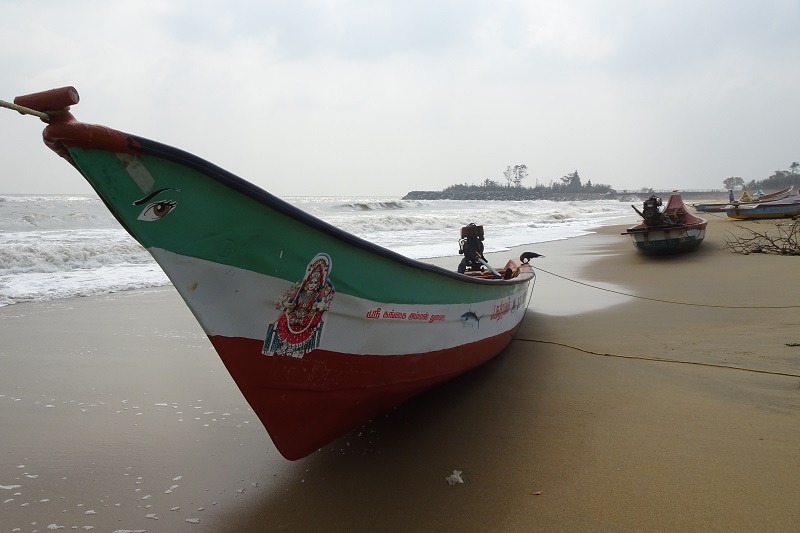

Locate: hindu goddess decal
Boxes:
[262,253,336,358]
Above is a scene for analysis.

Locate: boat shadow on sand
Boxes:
[212,334,568,530]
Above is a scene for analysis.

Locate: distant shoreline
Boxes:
[402,189,724,202]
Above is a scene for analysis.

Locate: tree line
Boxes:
[723,162,799,191]
[443,165,615,194]
[442,161,799,196]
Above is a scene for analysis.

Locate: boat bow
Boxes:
[12,86,539,460]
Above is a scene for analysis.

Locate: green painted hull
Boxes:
[631,234,705,254]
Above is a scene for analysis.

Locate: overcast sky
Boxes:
[1,0,798,197]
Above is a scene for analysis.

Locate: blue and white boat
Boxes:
[726,194,800,220]
[692,186,794,213]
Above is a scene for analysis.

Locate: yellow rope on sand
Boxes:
[0,99,50,121]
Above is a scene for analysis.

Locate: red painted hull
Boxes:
[210,329,519,460]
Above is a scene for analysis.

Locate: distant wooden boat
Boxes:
[7,86,541,460]
[692,186,794,213]
[726,195,800,220]
[622,191,707,254]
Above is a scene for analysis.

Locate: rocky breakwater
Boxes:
[402,190,619,201]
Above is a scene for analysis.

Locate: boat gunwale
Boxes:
[621,220,707,235]
[690,185,794,210]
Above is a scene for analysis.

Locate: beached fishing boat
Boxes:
[5,87,539,460]
[622,191,707,254]
[726,195,800,220]
[691,186,794,213]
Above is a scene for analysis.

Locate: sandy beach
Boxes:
[2,214,799,532]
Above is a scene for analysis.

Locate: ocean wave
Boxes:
[0,195,116,232]
[338,201,400,211]
[0,226,167,307]
[0,264,170,307]
[0,195,635,306]
[0,194,101,204]
[0,229,150,275]
[335,213,466,234]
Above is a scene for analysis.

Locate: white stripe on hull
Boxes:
[149,248,532,357]
[630,227,705,244]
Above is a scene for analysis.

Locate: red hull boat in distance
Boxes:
[622,191,707,254]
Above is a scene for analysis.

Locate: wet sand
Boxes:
[2,215,799,532]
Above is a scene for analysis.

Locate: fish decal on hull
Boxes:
[460,311,482,328]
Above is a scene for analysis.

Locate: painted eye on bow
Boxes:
[137,200,177,221]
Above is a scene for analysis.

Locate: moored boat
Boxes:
[6,87,540,460]
[622,191,707,254]
[691,186,794,213]
[725,194,800,220]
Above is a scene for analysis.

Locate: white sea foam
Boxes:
[0,194,633,307]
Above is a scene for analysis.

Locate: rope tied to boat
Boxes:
[515,338,800,378]
[0,98,52,122]
[533,265,800,309]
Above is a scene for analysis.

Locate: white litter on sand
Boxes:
[446,470,464,485]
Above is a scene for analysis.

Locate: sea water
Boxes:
[0,194,633,307]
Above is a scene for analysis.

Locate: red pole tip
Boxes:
[14,86,80,112]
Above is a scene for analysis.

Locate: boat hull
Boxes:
[692,186,794,212]
[151,247,533,460]
[625,226,706,254]
[210,330,520,459]
[624,192,707,255]
[692,204,730,213]
[34,96,536,460]
[726,203,800,220]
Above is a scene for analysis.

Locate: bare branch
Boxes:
[724,219,800,255]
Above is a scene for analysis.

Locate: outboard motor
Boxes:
[458,223,486,273]
[642,195,663,225]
